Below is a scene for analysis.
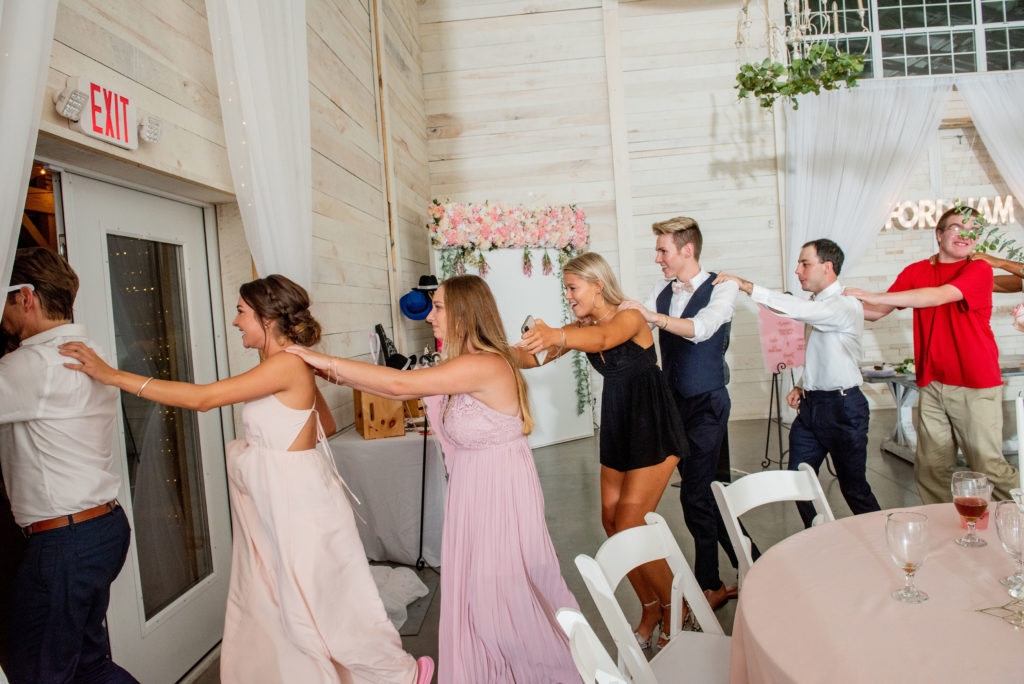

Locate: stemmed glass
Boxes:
[951,471,992,547]
[886,511,930,604]
[995,501,1024,599]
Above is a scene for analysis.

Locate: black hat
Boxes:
[415,275,439,291]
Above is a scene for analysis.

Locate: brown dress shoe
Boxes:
[704,583,739,610]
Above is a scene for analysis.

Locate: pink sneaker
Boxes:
[415,656,434,684]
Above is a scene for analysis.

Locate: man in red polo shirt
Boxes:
[846,206,1019,504]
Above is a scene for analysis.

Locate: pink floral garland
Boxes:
[428,201,588,251]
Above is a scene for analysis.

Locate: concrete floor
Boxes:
[189,408,926,683]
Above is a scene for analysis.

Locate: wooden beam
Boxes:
[372,0,405,350]
[21,214,48,248]
[602,0,636,296]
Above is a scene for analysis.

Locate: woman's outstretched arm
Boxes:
[519,308,647,356]
[60,341,301,411]
[287,346,510,401]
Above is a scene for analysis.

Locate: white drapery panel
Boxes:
[957,72,1024,204]
[783,78,953,292]
[206,0,312,290]
[0,0,58,288]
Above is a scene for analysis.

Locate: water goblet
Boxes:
[995,501,1024,599]
[886,511,929,604]
[951,471,992,547]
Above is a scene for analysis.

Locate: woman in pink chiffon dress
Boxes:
[61,275,433,684]
[289,275,579,684]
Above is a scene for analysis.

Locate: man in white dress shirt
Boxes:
[0,248,137,683]
[716,239,880,526]
[621,216,745,609]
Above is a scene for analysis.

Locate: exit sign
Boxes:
[69,77,138,150]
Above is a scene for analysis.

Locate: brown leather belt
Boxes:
[22,501,118,537]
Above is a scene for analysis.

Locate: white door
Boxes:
[61,172,232,683]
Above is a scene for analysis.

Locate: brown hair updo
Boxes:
[239,274,321,348]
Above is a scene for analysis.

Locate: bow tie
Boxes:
[671,279,694,295]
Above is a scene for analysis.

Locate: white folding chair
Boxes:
[711,462,835,588]
[556,608,629,684]
[574,512,731,684]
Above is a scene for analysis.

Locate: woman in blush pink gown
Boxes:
[62,275,433,684]
[289,275,579,684]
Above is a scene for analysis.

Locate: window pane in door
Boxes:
[107,235,213,619]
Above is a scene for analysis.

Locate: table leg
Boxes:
[881,382,918,464]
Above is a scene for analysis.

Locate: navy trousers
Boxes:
[789,387,881,527]
[675,387,745,591]
[7,506,138,684]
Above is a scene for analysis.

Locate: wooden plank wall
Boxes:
[617,0,783,420]
[420,1,620,264]
[379,1,435,360]
[419,0,781,419]
[39,0,431,431]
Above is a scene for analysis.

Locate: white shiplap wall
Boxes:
[420,1,1024,424]
[39,0,431,431]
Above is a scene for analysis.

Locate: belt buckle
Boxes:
[839,388,847,396]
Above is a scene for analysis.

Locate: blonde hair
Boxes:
[652,216,702,260]
[562,252,625,307]
[439,275,534,434]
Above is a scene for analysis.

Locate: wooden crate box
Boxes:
[353,389,405,440]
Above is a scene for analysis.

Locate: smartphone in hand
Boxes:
[520,315,540,364]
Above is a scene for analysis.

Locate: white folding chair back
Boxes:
[575,513,729,684]
[556,608,628,684]
[711,462,835,587]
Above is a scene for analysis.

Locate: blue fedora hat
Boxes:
[399,288,432,320]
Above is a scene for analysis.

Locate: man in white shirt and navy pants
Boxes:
[0,248,137,683]
[622,216,746,610]
[716,238,881,526]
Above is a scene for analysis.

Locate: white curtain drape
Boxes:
[956,71,1024,204]
[206,0,312,290]
[783,78,953,292]
[0,0,58,287]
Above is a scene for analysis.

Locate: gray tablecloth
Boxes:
[327,427,445,567]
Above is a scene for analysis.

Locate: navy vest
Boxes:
[656,273,731,399]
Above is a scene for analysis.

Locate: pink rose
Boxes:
[1013,302,1024,333]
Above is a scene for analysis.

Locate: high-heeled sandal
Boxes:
[657,600,703,649]
[656,602,673,650]
[633,599,661,649]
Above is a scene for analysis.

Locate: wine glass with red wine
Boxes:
[886,511,930,603]
[951,471,993,548]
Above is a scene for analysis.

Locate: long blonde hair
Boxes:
[562,252,626,307]
[439,275,534,434]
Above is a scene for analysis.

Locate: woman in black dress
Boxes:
[519,252,688,650]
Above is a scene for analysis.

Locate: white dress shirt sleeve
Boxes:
[688,279,739,343]
[0,350,43,423]
[750,285,858,333]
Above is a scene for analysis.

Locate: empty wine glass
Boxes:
[995,501,1024,598]
[886,511,930,603]
[951,471,992,548]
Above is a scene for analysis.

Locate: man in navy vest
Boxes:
[621,216,743,609]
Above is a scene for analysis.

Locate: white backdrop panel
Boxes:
[479,248,594,448]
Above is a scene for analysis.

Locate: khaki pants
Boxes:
[914,382,1019,504]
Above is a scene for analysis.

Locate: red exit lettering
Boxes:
[89,82,131,144]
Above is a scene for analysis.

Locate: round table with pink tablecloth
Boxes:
[730,504,1024,683]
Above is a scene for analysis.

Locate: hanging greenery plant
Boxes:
[950,200,1024,261]
[735,43,865,110]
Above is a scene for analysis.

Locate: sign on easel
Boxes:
[757,305,805,372]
